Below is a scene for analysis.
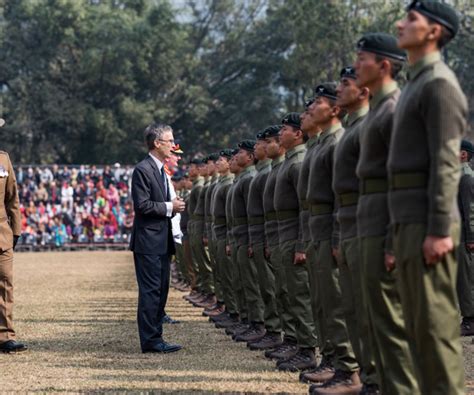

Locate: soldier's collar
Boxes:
[407,51,441,81]
[219,173,234,182]
[256,158,272,171]
[343,105,369,128]
[241,164,256,175]
[319,122,343,144]
[285,143,306,159]
[370,81,398,109]
[272,155,285,168]
[306,134,319,149]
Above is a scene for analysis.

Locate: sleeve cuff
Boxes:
[427,214,451,237]
[165,202,173,217]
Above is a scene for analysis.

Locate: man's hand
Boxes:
[13,236,19,250]
[423,235,454,266]
[248,246,254,258]
[264,246,271,259]
[384,253,396,272]
[203,237,208,247]
[332,248,339,259]
[294,252,306,265]
[226,245,231,256]
[172,197,185,213]
[466,243,474,252]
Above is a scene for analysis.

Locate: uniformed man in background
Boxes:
[389,2,468,392]
[0,118,27,353]
[458,140,474,337]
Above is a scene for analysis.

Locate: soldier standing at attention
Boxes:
[0,118,27,354]
[273,113,317,373]
[457,140,474,337]
[209,150,237,323]
[230,140,266,343]
[354,33,420,395]
[302,84,360,395]
[203,153,224,317]
[389,2,468,393]
[332,67,380,394]
[246,129,281,349]
[263,126,297,359]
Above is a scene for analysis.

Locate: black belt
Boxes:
[214,217,226,225]
[360,178,388,195]
[233,217,248,226]
[264,212,277,221]
[309,203,333,216]
[248,216,264,225]
[338,192,358,207]
[276,209,299,221]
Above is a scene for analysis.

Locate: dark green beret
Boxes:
[357,33,407,62]
[263,125,282,138]
[190,157,203,165]
[205,152,220,162]
[238,139,256,152]
[282,113,301,129]
[407,0,459,36]
[461,140,474,154]
[231,148,240,156]
[256,131,266,140]
[314,82,338,101]
[183,171,190,178]
[219,149,234,159]
[340,66,356,80]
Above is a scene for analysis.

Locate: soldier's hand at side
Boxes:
[384,253,396,272]
[203,237,208,247]
[13,236,19,250]
[466,243,474,252]
[423,235,454,266]
[226,245,231,256]
[172,197,185,213]
[332,248,339,259]
[294,252,306,265]
[248,246,254,258]
[264,246,271,259]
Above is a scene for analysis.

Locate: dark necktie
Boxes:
[161,168,169,200]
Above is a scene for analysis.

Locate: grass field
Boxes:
[0,251,473,393]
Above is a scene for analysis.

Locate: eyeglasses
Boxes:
[158,139,175,145]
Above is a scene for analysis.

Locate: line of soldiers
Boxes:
[171,2,471,394]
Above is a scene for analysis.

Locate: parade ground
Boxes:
[1,251,473,394]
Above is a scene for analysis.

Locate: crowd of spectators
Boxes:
[16,164,135,248]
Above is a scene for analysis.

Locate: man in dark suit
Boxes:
[130,123,186,353]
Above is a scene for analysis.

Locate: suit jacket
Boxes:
[0,151,21,252]
[129,155,175,256]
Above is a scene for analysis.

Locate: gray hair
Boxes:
[144,123,173,151]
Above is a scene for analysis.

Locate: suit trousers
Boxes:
[394,223,465,395]
[0,248,15,343]
[457,243,474,318]
[360,235,420,395]
[133,252,170,351]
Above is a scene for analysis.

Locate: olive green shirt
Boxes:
[204,174,219,238]
[274,143,306,249]
[194,177,210,235]
[231,165,256,246]
[225,173,240,245]
[212,173,234,240]
[248,159,272,246]
[187,176,204,235]
[263,155,284,247]
[388,52,468,237]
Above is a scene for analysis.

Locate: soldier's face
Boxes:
[207,160,216,175]
[336,78,362,109]
[189,164,198,178]
[354,51,381,89]
[254,140,267,160]
[307,97,335,126]
[236,149,252,167]
[265,137,280,158]
[229,157,240,173]
[301,104,318,134]
[198,164,208,177]
[396,10,433,50]
[279,125,298,149]
[216,157,230,173]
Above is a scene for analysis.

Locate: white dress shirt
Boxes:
[148,153,173,217]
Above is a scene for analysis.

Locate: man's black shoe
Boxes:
[142,341,182,354]
[0,340,28,353]
[162,315,180,324]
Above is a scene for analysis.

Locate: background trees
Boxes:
[1,0,472,164]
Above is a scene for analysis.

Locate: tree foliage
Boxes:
[0,0,472,164]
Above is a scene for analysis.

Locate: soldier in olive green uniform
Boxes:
[301,84,360,395]
[178,173,195,289]
[246,129,282,349]
[230,140,265,342]
[458,140,474,337]
[389,3,467,393]
[273,113,317,372]
[263,126,298,360]
[192,160,216,308]
[185,159,205,302]
[355,33,420,395]
[331,67,379,394]
[0,120,27,353]
[203,153,224,315]
[210,150,238,322]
